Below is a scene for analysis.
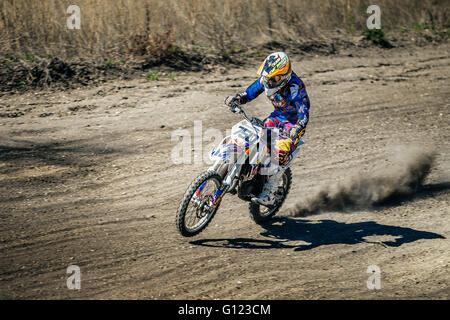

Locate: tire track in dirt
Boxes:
[1,45,449,299]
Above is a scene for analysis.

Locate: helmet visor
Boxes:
[264,75,282,89]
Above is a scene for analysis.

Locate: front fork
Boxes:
[203,152,247,209]
[209,184,230,207]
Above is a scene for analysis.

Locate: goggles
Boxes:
[264,75,282,88]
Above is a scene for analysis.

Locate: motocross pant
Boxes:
[263,114,308,165]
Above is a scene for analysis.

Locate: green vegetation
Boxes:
[147,70,161,81]
[167,72,177,81]
[168,46,184,56]
[362,28,392,47]
[412,23,432,31]
[347,13,357,34]
[24,54,37,62]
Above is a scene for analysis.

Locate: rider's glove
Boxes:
[224,97,239,113]
[225,93,247,107]
[234,92,248,105]
[225,94,246,113]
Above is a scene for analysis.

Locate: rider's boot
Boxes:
[251,167,284,207]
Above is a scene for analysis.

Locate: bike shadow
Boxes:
[190,217,445,251]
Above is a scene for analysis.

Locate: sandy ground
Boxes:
[0,44,449,299]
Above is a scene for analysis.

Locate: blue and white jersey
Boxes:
[243,71,310,128]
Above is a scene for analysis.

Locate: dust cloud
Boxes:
[287,146,436,217]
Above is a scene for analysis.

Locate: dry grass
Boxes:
[0,0,448,60]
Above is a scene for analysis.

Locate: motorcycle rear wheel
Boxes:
[248,167,292,224]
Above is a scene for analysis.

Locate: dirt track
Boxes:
[1,44,449,299]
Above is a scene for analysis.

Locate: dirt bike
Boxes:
[175,100,304,237]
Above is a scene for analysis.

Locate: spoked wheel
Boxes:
[175,171,223,237]
[249,167,292,224]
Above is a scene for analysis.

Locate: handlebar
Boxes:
[222,101,257,126]
[223,97,296,137]
[222,100,289,138]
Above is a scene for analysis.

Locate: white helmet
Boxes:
[257,52,292,96]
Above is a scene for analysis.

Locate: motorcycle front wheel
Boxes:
[175,170,223,237]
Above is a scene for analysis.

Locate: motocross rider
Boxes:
[226,52,310,206]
